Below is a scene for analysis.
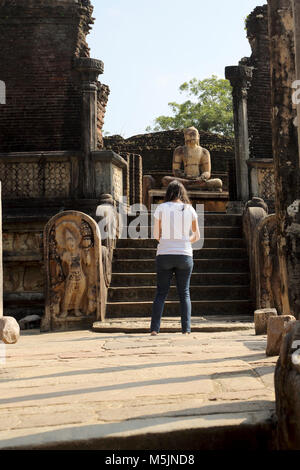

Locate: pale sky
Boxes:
[88,0,267,138]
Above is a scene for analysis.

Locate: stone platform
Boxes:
[148,189,229,212]
[0,322,277,450]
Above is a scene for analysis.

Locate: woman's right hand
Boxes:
[190,218,200,244]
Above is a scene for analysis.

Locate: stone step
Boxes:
[120,225,243,240]
[112,258,250,273]
[110,272,250,287]
[126,213,242,227]
[106,299,254,317]
[204,227,243,238]
[93,315,254,333]
[107,285,250,302]
[113,247,247,260]
[116,237,245,248]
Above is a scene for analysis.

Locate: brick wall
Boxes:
[244,5,273,159]
[0,0,108,152]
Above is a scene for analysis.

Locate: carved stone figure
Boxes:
[41,211,106,332]
[96,194,119,288]
[261,226,273,307]
[57,225,89,318]
[161,127,223,192]
[255,215,283,313]
[243,197,268,304]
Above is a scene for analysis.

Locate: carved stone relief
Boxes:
[96,193,119,288]
[112,165,123,201]
[3,265,44,292]
[257,167,275,201]
[3,232,43,256]
[254,215,282,313]
[41,211,105,331]
[44,162,71,198]
[0,161,71,199]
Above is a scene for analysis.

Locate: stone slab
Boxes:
[0,327,276,450]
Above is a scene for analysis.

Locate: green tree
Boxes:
[146,75,234,137]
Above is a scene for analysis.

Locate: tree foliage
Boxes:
[146,75,234,137]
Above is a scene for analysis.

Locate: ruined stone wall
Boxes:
[245,6,273,160]
[104,130,234,173]
[104,129,235,197]
[0,0,108,152]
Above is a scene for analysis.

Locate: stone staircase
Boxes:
[105,213,253,318]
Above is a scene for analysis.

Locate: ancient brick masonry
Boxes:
[0,0,125,322]
[244,6,273,160]
[226,5,274,208]
[0,0,109,152]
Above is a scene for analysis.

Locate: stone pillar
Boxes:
[268,0,299,317]
[292,0,300,161]
[74,57,104,198]
[225,65,253,202]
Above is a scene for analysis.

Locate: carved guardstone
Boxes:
[41,211,106,332]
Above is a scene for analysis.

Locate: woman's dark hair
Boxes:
[164,180,191,205]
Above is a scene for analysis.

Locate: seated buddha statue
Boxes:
[161,127,223,192]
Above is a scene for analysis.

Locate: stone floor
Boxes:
[0,322,278,450]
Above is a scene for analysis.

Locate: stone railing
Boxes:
[243,197,289,315]
[0,149,127,322]
[0,151,80,200]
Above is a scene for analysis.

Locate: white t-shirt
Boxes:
[154,202,198,257]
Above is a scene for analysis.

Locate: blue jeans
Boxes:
[150,255,193,333]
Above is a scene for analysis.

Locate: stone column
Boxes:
[74,57,104,198]
[292,0,300,161]
[268,0,299,317]
[225,65,253,202]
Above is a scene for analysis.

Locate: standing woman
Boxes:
[150,180,200,335]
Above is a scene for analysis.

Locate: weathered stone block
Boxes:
[254,308,278,335]
[266,315,296,357]
[0,316,20,344]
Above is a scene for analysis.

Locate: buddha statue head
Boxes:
[183,127,200,147]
